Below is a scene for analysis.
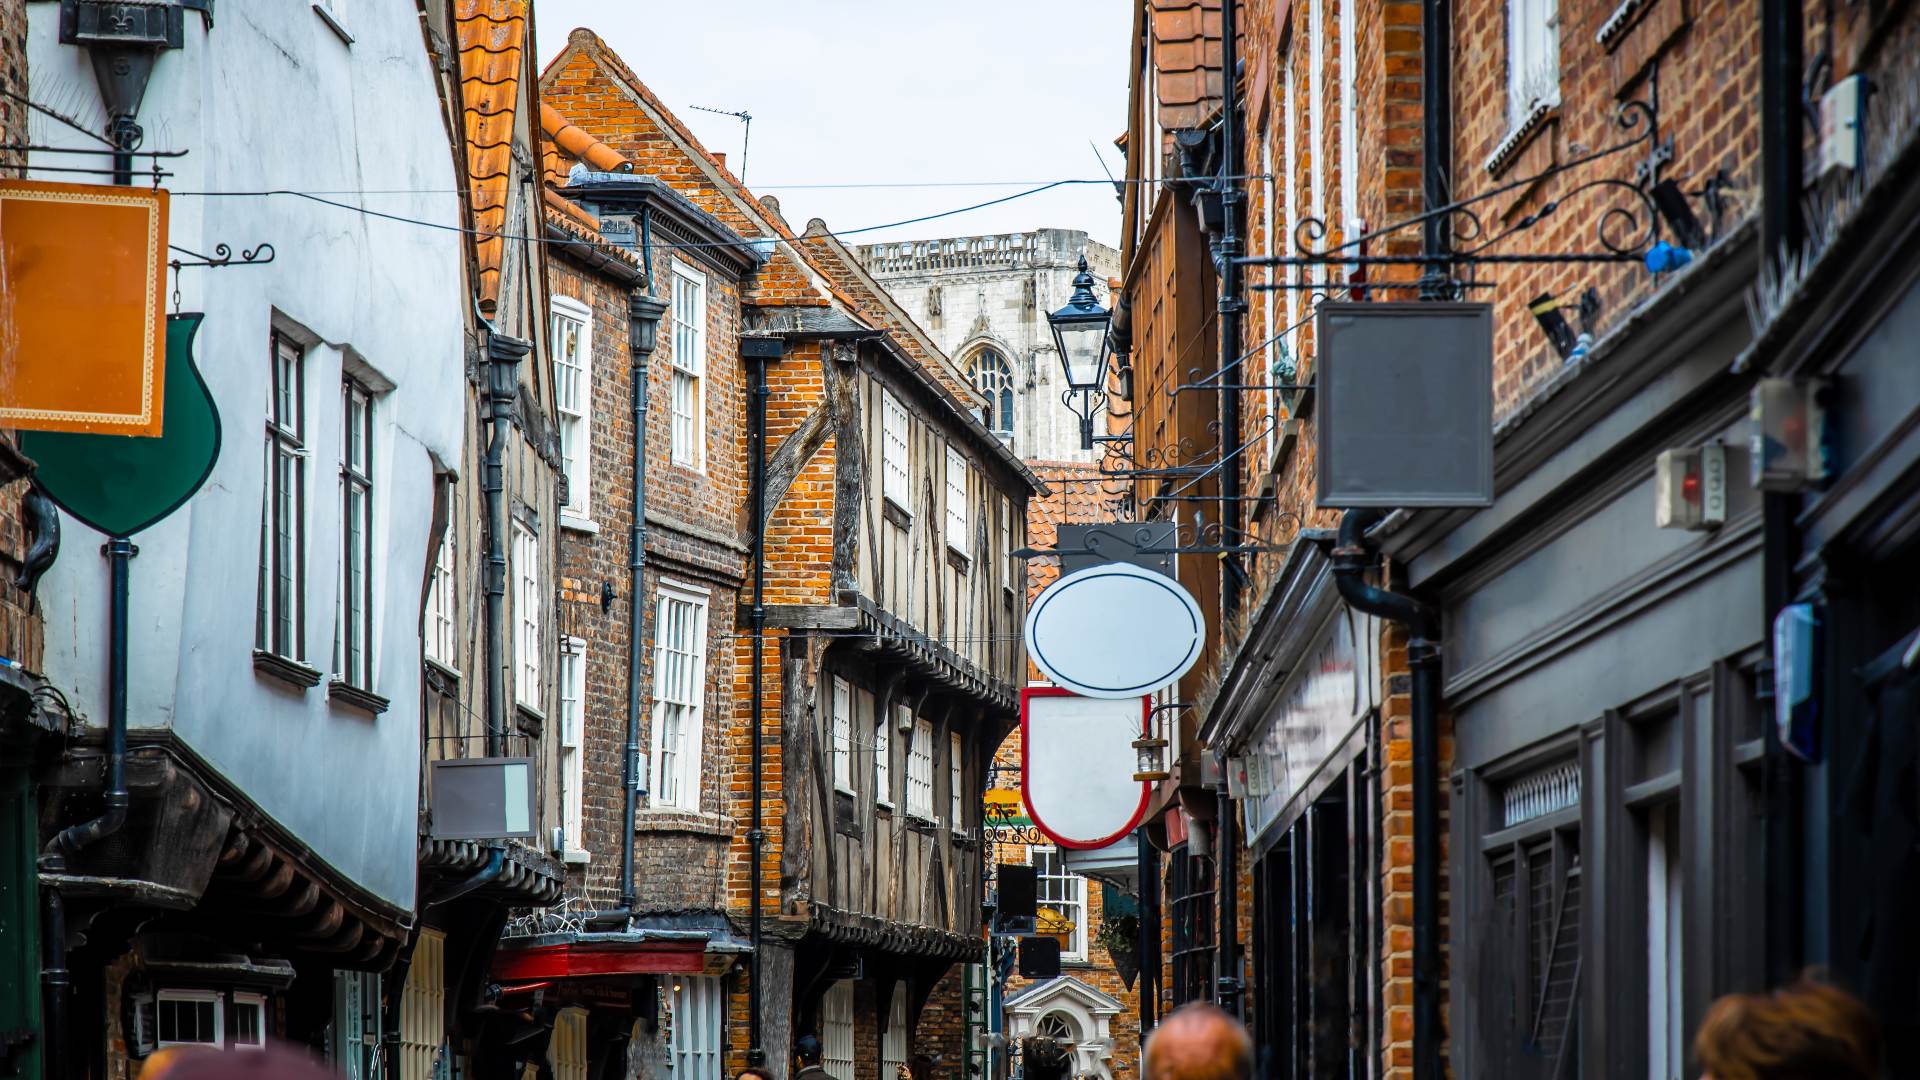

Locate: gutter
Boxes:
[543,222,645,286]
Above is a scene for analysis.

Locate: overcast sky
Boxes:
[532,1,1131,248]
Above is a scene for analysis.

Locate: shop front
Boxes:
[1204,538,1381,1080]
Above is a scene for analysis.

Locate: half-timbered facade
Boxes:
[540,30,1038,1080]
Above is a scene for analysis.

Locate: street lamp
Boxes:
[1048,255,1113,450]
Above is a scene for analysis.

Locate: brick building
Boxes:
[1114,0,1920,1075]
[538,27,1042,1080]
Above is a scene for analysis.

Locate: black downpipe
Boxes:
[623,284,669,916]
[1331,510,1440,1080]
[40,536,137,1080]
[1215,0,1246,1020]
[484,334,532,758]
[1137,826,1160,1036]
[1418,0,1455,299]
[744,335,784,1067]
[1759,0,1805,987]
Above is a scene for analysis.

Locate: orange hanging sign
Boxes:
[0,180,170,437]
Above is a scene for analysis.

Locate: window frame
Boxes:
[830,675,854,795]
[668,260,708,471]
[1505,0,1562,128]
[335,376,375,689]
[944,444,970,558]
[425,491,457,670]
[155,988,223,1050]
[512,521,541,709]
[876,703,900,809]
[559,636,588,860]
[949,729,965,834]
[969,348,1015,438]
[550,294,594,521]
[230,992,268,1052]
[1034,844,1090,963]
[881,390,911,513]
[821,981,856,1080]
[667,976,725,1080]
[259,331,307,660]
[907,717,936,821]
[649,584,710,811]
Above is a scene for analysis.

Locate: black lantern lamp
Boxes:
[1048,256,1114,450]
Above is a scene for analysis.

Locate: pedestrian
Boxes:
[794,1035,832,1080]
[1695,972,1881,1080]
[1142,1003,1253,1080]
[735,1069,775,1080]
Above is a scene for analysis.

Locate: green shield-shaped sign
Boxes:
[19,314,222,537]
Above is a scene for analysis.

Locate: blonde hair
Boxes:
[1694,973,1880,1080]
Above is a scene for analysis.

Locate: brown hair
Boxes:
[1694,973,1880,1080]
[735,1069,775,1080]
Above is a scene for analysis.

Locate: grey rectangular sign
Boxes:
[1315,302,1494,508]
[430,757,536,841]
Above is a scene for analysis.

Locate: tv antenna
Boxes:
[689,104,753,184]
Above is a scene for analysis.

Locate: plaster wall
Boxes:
[26,2,466,909]
[855,230,1120,464]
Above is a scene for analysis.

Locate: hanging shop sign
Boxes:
[18,314,221,537]
[430,757,537,841]
[1021,688,1150,850]
[0,180,170,437]
[1316,302,1494,508]
[1235,608,1374,847]
[1024,561,1205,698]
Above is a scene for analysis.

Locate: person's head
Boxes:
[1142,1003,1253,1080]
[907,1054,936,1080]
[795,1035,823,1068]
[735,1069,775,1080]
[1694,973,1880,1080]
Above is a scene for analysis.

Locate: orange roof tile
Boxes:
[1023,460,1128,603]
[540,102,631,175]
[455,0,528,308]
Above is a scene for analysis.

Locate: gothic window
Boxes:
[970,349,1014,438]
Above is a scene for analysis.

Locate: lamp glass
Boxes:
[1054,321,1108,391]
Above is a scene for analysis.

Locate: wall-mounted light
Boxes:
[1654,443,1728,530]
[1047,256,1113,450]
[1131,734,1170,783]
[1751,377,1830,491]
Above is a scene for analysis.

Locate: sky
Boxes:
[531,1,1132,248]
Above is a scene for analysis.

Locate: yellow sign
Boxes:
[0,180,170,436]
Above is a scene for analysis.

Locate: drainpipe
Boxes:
[1136,826,1158,1037]
[1417,0,1455,299]
[742,334,785,1067]
[40,536,136,1080]
[1331,509,1440,1080]
[484,334,531,757]
[623,288,669,916]
[1213,0,1247,1021]
[1758,0,1805,987]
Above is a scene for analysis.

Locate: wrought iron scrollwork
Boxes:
[1015,516,1298,560]
[168,242,277,270]
[1237,95,1701,273]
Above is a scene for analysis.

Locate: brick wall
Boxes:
[912,966,968,1080]
[549,235,745,913]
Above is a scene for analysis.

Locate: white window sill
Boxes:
[562,848,591,866]
[559,514,600,535]
[424,657,462,683]
[1484,98,1560,176]
[833,783,858,798]
[876,800,896,813]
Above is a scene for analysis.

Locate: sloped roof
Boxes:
[1004,975,1126,1014]
[540,102,630,178]
[795,219,982,407]
[1024,461,1128,603]
[454,0,529,306]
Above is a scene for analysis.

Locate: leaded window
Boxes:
[821,981,855,1080]
[425,491,456,668]
[882,390,911,511]
[970,349,1014,437]
[1035,845,1088,961]
[551,297,592,516]
[559,638,586,856]
[512,522,540,707]
[667,977,724,1080]
[944,444,969,557]
[830,675,853,793]
[1506,0,1561,126]
[908,717,935,819]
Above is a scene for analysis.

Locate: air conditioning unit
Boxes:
[1655,444,1727,530]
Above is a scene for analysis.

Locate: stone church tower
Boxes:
[856,230,1123,463]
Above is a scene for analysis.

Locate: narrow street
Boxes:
[1,2,1917,1079]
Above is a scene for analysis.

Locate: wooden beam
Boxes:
[741,604,862,630]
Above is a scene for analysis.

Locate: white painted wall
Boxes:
[856,230,1121,463]
[28,3,466,909]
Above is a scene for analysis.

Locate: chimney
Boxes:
[715,153,728,169]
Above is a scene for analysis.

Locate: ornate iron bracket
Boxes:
[168,242,275,270]
[1014,518,1296,560]
[1234,95,1711,274]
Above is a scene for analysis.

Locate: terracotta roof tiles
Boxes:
[454,0,530,307]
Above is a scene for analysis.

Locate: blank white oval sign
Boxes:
[1024,562,1206,698]
[1022,690,1150,849]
